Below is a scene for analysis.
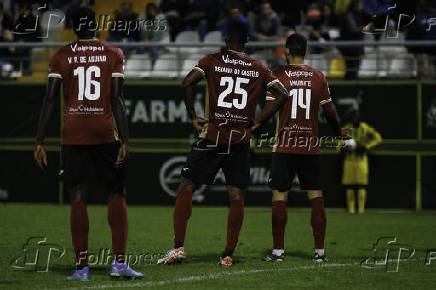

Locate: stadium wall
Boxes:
[0,81,435,209]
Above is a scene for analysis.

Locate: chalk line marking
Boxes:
[56,262,357,290]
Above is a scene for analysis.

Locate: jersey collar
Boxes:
[228,49,243,54]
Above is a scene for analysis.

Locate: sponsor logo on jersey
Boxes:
[214,111,249,121]
[71,43,105,53]
[285,70,313,78]
[68,105,104,114]
[222,55,252,66]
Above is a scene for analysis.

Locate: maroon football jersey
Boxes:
[266,64,331,155]
[194,50,279,145]
[48,39,124,145]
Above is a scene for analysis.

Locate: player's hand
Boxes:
[250,121,262,133]
[34,145,48,169]
[341,128,352,140]
[116,143,128,165]
[192,117,208,134]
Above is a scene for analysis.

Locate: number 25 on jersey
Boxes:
[217,76,249,109]
[73,66,101,101]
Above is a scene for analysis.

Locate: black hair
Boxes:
[72,7,96,39]
[225,21,248,44]
[285,33,307,57]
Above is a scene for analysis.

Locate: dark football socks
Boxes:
[173,189,193,248]
[309,197,327,250]
[225,199,244,254]
[108,197,128,262]
[70,201,89,268]
[272,201,287,250]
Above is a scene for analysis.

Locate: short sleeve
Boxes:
[112,48,125,78]
[193,55,209,76]
[265,91,275,101]
[319,73,332,105]
[48,52,62,79]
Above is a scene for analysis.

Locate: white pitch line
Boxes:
[57,262,357,290]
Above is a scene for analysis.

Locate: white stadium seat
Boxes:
[151,54,180,78]
[306,54,329,75]
[387,54,417,78]
[125,54,152,78]
[202,30,222,54]
[174,31,200,54]
[358,54,388,78]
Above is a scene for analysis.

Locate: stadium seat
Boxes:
[328,28,340,40]
[180,53,203,76]
[358,53,388,78]
[181,59,199,76]
[326,55,346,79]
[174,31,200,54]
[378,31,407,55]
[363,34,376,54]
[125,54,152,78]
[204,30,222,43]
[387,54,417,78]
[151,53,180,78]
[306,54,329,75]
[202,30,222,54]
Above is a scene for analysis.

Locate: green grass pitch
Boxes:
[1,204,436,289]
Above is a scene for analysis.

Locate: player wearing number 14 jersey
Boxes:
[157,21,288,267]
[263,34,348,263]
[34,7,142,281]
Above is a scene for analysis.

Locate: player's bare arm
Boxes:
[322,101,350,139]
[34,77,61,169]
[111,77,129,165]
[252,81,288,132]
[182,69,208,134]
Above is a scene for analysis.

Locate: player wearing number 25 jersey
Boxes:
[34,7,142,281]
[157,21,288,267]
[263,34,347,264]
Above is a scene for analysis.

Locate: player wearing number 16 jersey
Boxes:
[34,7,142,281]
[262,34,348,263]
[157,21,289,267]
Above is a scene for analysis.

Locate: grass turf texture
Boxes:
[1,204,435,289]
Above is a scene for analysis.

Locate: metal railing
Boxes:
[0,40,435,79]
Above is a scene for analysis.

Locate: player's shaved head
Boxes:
[286,33,307,58]
[225,21,248,50]
[72,7,96,39]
